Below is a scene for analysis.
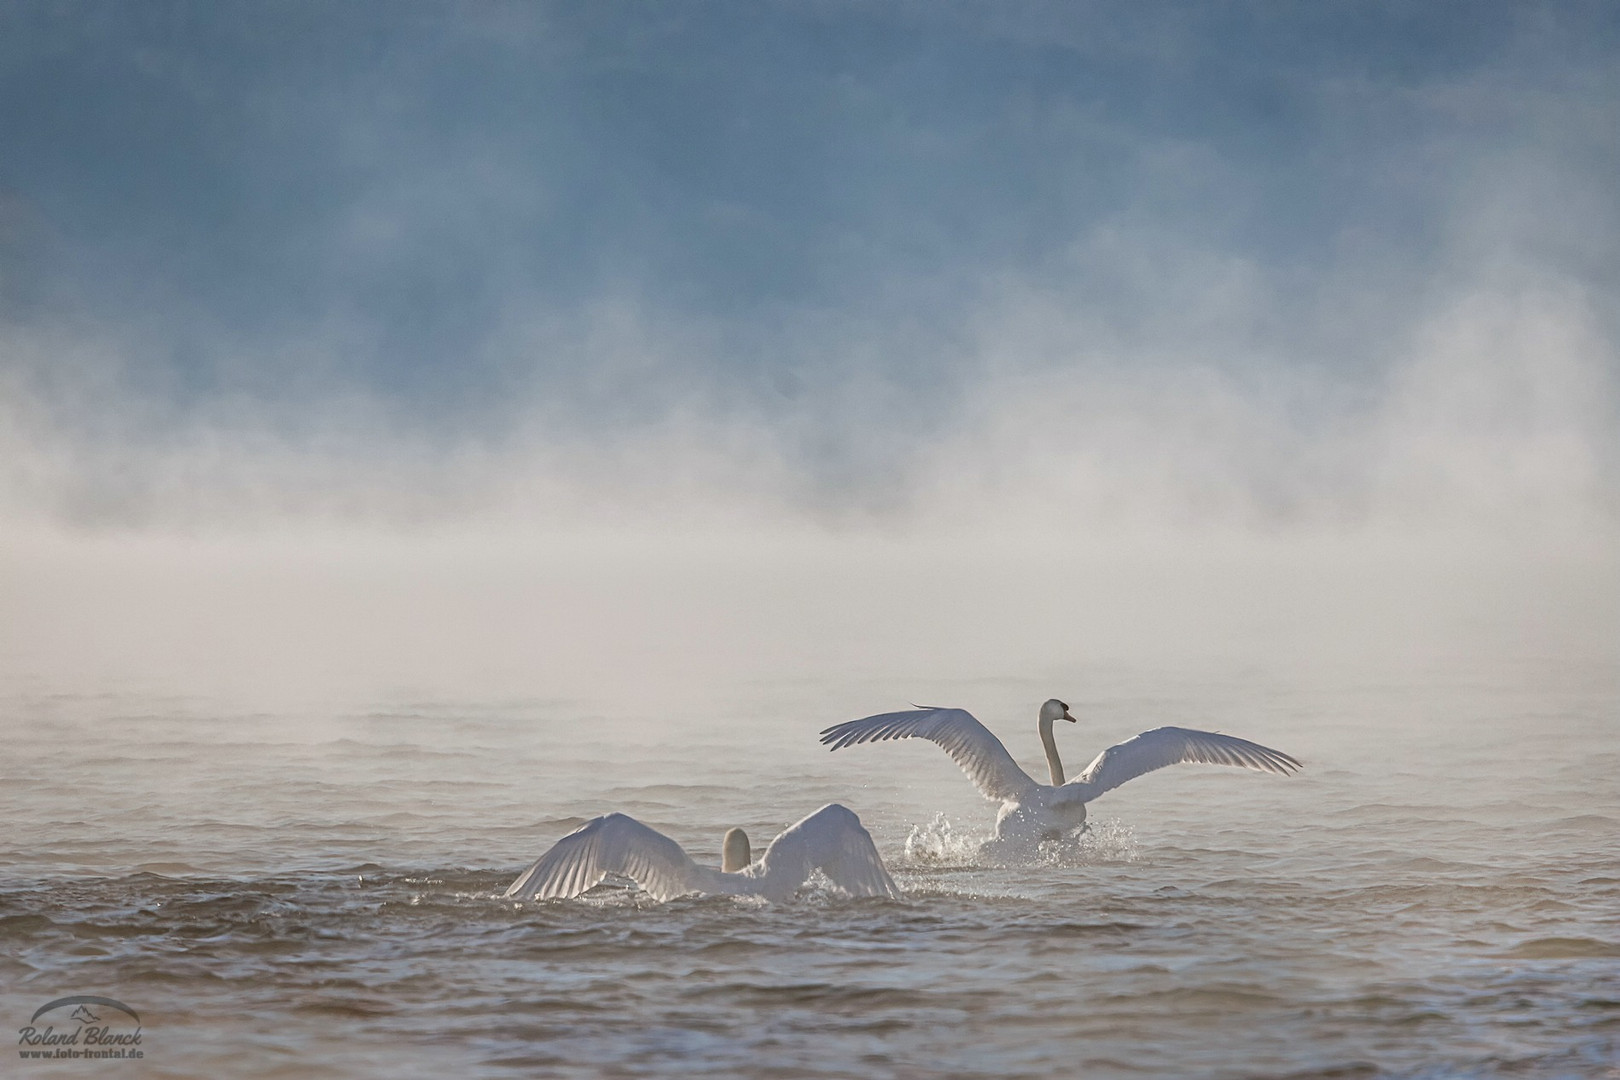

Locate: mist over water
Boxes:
[3,3,1619,1077]
[4,523,1615,1077]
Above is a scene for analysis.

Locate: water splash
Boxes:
[902,813,1141,868]
[902,813,989,866]
[1032,818,1140,867]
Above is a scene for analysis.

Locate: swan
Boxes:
[503,803,901,902]
[820,700,1301,843]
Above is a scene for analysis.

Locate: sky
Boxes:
[0,0,1615,536]
[1,2,1617,703]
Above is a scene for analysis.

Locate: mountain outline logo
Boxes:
[30,997,139,1026]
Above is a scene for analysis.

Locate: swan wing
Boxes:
[503,813,716,901]
[819,707,1038,803]
[1067,726,1302,799]
[752,804,901,899]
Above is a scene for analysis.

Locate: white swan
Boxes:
[503,803,900,903]
[821,700,1301,842]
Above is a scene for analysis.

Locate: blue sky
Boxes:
[1,1,1617,529]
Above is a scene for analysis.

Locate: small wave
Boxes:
[0,913,55,937]
[1501,936,1620,959]
[129,861,209,876]
[1547,814,1618,830]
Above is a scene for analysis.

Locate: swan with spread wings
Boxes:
[821,700,1301,842]
[504,803,900,903]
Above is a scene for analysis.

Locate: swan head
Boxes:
[721,827,752,872]
[1040,698,1078,724]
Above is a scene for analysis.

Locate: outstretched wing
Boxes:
[751,804,901,900]
[503,813,717,901]
[1067,727,1302,800]
[819,707,1038,803]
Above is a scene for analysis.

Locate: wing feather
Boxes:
[819,708,1037,803]
[503,813,713,901]
[751,804,901,901]
[1067,726,1301,800]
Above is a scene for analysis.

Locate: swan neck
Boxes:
[1039,716,1064,785]
[721,828,751,873]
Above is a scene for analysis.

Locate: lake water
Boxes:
[4,646,1617,1079]
[3,654,1620,1075]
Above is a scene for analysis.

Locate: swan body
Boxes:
[504,803,900,903]
[821,699,1301,843]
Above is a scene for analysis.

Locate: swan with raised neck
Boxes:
[821,697,1302,845]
